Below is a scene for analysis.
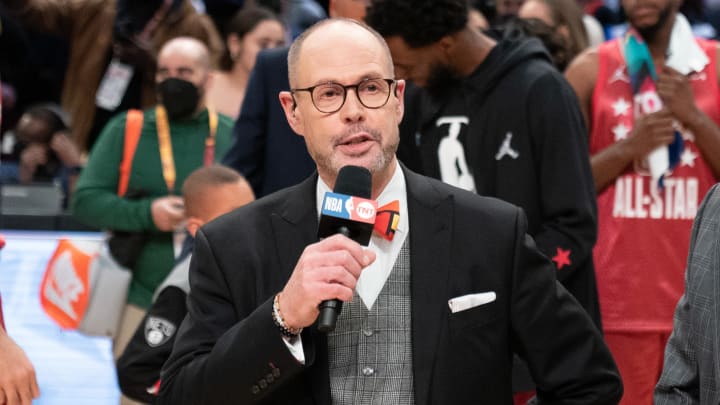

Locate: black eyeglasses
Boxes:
[291,78,395,114]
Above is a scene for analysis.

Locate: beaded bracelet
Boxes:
[272,294,302,339]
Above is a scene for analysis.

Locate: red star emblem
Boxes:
[552,247,571,269]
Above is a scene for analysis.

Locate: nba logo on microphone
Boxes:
[322,192,377,224]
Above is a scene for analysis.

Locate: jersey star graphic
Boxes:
[552,247,572,270]
[680,148,698,167]
[612,123,630,141]
[612,98,631,117]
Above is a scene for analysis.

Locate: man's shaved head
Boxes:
[287,19,394,88]
[158,36,211,71]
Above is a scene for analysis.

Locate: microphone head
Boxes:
[334,166,372,199]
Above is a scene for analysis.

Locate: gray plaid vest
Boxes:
[327,237,414,405]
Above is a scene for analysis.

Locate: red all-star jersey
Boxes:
[591,38,720,332]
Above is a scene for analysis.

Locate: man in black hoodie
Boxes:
[367,0,600,399]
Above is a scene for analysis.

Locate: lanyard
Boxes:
[205,110,218,166]
[155,105,218,194]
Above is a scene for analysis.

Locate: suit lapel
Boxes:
[404,167,453,405]
[270,174,318,276]
[269,174,332,405]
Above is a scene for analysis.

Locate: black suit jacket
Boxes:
[158,166,622,404]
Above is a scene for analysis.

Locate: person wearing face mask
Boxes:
[71,37,234,405]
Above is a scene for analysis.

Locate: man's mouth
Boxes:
[336,133,376,154]
[339,134,374,146]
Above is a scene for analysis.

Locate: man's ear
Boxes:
[279,91,304,136]
[394,79,406,123]
[437,32,464,66]
[438,34,457,58]
[186,217,204,238]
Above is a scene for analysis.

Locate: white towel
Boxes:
[647,14,707,195]
[666,14,709,75]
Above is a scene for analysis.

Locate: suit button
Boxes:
[362,366,375,376]
[259,379,268,389]
[272,368,281,377]
[266,373,274,383]
[362,328,374,337]
[251,385,260,394]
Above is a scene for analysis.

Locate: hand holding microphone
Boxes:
[278,234,376,332]
[279,166,378,333]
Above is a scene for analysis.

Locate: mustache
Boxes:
[334,125,382,145]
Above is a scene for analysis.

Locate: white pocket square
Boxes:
[448,292,497,313]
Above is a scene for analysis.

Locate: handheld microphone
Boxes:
[317,166,376,332]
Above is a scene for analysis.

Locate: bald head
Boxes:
[182,165,254,220]
[287,19,394,88]
[158,36,211,71]
[181,165,255,237]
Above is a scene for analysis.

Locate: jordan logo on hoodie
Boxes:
[436,116,476,192]
[495,132,519,161]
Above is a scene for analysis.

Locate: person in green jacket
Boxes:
[71,37,233,370]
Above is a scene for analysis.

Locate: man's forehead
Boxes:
[159,49,197,64]
[158,41,206,67]
[295,25,392,82]
[158,60,197,70]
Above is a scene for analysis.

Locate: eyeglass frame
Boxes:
[290,78,397,114]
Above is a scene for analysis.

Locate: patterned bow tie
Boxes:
[374,200,400,241]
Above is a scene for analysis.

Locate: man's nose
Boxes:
[339,88,366,122]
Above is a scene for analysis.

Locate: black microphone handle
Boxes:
[317,225,350,332]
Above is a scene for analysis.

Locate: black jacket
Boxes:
[116,237,194,403]
[117,286,187,403]
[416,37,600,327]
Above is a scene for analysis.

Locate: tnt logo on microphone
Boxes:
[322,192,377,224]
